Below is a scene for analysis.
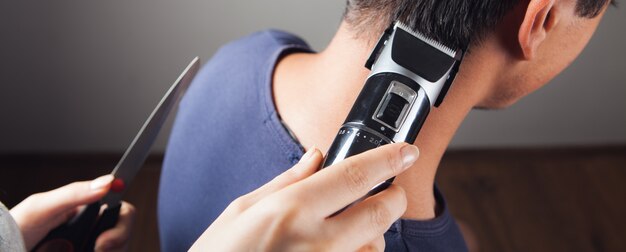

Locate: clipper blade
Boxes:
[395,22,458,58]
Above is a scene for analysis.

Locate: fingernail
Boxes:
[400,145,420,170]
[90,175,114,190]
[298,147,317,164]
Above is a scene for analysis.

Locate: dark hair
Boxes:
[344,0,615,50]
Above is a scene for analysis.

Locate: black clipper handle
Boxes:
[323,125,395,209]
[322,73,430,212]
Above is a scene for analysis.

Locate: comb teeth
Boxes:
[395,22,457,58]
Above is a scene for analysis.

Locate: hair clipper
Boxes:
[321,22,465,201]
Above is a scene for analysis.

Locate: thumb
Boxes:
[42,175,114,216]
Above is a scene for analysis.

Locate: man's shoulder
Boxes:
[214,29,310,61]
[196,30,310,82]
[178,30,311,114]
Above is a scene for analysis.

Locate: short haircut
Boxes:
[344,0,615,50]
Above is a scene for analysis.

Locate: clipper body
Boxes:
[321,22,464,198]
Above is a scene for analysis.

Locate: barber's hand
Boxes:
[190,142,419,252]
[10,175,136,252]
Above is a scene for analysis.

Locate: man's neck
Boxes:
[274,22,495,219]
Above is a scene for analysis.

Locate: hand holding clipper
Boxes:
[321,22,465,204]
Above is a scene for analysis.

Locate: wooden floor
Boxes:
[437,146,626,252]
[1,146,625,252]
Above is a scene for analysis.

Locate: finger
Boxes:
[357,236,385,252]
[247,148,321,199]
[288,143,418,216]
[12,175,112,227]
[40,175,114,216]
[229,148,322,212]
[326,184,406,251]
[374,236,386,251]
[95,202,136,252]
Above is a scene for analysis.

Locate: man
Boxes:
[159,0,615,250]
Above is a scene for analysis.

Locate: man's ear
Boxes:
[518,0,558,60]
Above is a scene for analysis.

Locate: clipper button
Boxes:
[376,93,409,129]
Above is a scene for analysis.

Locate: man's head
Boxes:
[344,0,615,108]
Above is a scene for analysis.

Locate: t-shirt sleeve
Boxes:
[0,202,26,252]
[384,186,468,252]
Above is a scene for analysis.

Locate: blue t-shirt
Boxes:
[158,30,467,252]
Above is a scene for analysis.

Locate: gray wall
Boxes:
[1,1,624,153]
